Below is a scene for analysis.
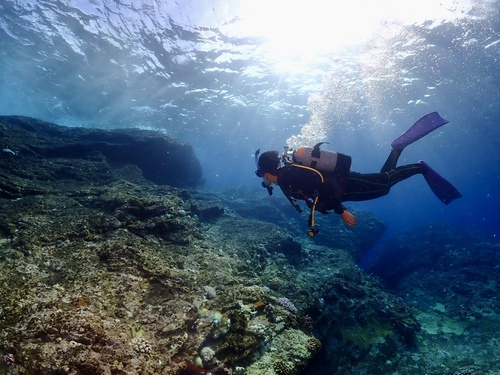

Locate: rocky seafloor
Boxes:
[0,117,498,375]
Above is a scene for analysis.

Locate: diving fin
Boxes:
[391,112,449,151]
[418,161,462,205]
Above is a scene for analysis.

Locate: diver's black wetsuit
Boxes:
[277,149,424,215]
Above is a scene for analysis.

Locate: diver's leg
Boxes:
[344,165,424,202]
[342,172,391,201]
[380,149,402,173]
[387,163,424,186]
[345,163,462,205]
[389,162,462,204]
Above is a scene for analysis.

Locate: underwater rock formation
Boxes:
[0,118,323,374]
[202,210,421,374]
[0,117,498,375]
[365,226,500,374]
[212,185,387,263]
[0,116,202,190]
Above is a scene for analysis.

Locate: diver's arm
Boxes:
[319,182,357,227]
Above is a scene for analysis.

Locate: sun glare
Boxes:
[237,1,377,56]
[227,0,475,71]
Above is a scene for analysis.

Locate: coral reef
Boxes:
[0,117,498,374]
[0,118,322,374]
[365,226,500,374]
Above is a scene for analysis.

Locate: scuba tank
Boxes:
[285,142,352,176]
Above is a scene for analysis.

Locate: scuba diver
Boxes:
[255,112,462,237]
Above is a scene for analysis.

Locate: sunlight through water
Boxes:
[0,0,499,233]
[216,0,489,149]
[229,0,477,67]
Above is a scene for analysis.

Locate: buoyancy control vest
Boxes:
[281,142,352,237]
[285,142,352,177]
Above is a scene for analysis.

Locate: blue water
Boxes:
[0,0,499,238]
